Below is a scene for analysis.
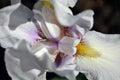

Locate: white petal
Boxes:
[31,40,59,71]
[33,40,79,79]
[0,25,18,48]
[0,3,20,26]
[32,41,79,80]
[8,4,33,30]
[0,34,18,48]
[33,10,61,39]
[52,0,73,25]
[76,10,94,30]
[34,1,60,25]
[5,53,38,80]
[67,0,78,7]
[0,2,33,30]
[5,52,47,80]
[33,10,52,39]
[6,40,45,72]
[53,55,78,80]
[35,48,56,71]
[0,21,40,48]
[53,0,94,30]
[37,72,46,80]
[56,55,78,74]
[56,70,77,80]
[41,6,57,23]
[34,0,53,13]
[5,44,47,80]
[32,40,79,79]
[0,3,33,30]
[12,21,41,43]
[0,3,33,47]
[45,22,61,39]
[53,0,78,8]
[76,31,120,80]
[71,25,86,38]
[59,36,80,55]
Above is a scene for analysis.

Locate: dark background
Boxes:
[0,0,120,80]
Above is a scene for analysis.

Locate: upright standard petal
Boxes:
[52,0,94,30]
[33,10,61,39]
[76,31,120,80]
[34,0,55,22]
[34,0,56,23]
[54,0,78,7]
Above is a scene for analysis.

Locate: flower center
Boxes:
[55,52,66,67]
[63,27,72,37]
[75,43,101,58]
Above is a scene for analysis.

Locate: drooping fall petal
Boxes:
[5,40,47,80]
[76,31,120,80]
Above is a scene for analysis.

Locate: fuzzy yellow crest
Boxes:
[76,43,100,58]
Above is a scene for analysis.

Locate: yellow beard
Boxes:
[76,43,101,58]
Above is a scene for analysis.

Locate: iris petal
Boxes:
[59,36,80,55]
[53,0,94,30]
[5,40,47,80]
[76,31,120,80]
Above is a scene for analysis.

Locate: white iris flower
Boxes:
[0,0,120,80]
